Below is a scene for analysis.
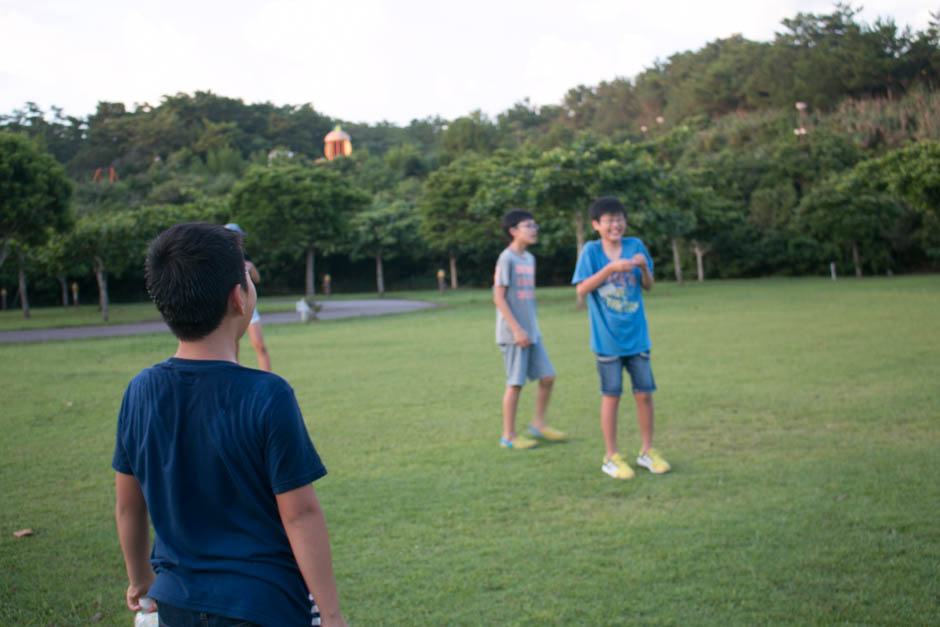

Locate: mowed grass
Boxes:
[1,277,937,625]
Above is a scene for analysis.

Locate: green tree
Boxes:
[852,141,940,264]
[349,196,423,296]
[67,211,139,321]
[419,154,494,289]
[0,133,72,316]
[231,164,370,306]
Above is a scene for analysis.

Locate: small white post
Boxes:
[830,262,837,281]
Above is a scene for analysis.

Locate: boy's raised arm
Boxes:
[276,484,347,627]
[115,472,155,611]
[575,258,635,298]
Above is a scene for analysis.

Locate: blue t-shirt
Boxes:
[112,358,326,627]
[571,238,654,356]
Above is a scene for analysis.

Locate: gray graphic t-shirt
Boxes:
[494,248,541,344]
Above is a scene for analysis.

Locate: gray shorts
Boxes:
[500,340,556,387]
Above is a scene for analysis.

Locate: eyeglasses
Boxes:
[598,216,626,226]
[516,221,539,231]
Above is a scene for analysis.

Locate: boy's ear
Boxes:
[229,282,248,316]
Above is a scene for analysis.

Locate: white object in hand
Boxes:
[134,597,158,627]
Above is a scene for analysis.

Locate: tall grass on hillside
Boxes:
[1,277,938,625]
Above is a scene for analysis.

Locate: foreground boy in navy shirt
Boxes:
[113,222,346,626]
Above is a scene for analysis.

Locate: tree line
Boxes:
[1,4,938,317]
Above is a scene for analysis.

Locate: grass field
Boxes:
[1,277,938,625]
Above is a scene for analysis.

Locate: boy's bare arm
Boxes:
[115,472,155,611]
[631,254,655,290]
[276,485,347,627]
[493,285,531,347]
[246,261,261,284]
[575,258,635,297]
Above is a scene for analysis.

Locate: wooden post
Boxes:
[1,288,6,311]
[323,274,331,297]
[437,269,446,295]
[72,282,79,307]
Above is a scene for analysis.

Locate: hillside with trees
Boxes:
[1,4,938,311]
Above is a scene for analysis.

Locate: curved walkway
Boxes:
[0,299,437,344]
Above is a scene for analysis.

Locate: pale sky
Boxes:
[0,1,933,125]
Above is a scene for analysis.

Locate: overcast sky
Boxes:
[0,1,933,125]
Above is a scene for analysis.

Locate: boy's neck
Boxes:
[601,236,622,256]
[173,319,242,363]
[509,239,528,255]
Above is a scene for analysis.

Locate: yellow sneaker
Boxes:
[527,425,567,441]
[636,448,671,474]
[500,435,538,450]
[602,453,635,479]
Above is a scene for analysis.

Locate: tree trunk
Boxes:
[692,240,710,282]
[449,252,458,290]
[671,237,684,285]
[57,275,69,307]
[305,244,317,307]
[18,259,30,319]
[94,257,109,322]
[575,210,586,309]
[0,234,9,270]
[375,248,385,297]
[852,241,862,278]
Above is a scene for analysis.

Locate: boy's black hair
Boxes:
[145,222,247,341]
[500,209,535,241]
[589,196,626,221]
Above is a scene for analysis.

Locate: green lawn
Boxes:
[1,277,937,625]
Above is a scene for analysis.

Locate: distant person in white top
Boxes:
[225,223,272,372]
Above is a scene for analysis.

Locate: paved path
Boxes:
[0,299,437,344]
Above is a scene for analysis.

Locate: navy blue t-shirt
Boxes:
[112,358,326,626]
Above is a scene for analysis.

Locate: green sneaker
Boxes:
[636,448,671,474]
[527,425,567,441]
[602,453,635,479]
[500,435,538,450]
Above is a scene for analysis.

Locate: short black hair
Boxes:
[145,222,247,341]
[589,196,626,221]
[500,209,534,240]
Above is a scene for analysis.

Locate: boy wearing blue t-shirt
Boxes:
[493,209,566,449]
[113,223,346,626]
[572,197,671,479]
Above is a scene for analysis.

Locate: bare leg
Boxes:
[502,385,522,441]
[635,392,654,454]
[601,394,620,459]
[248,322,272,372]
[531,375,555,431]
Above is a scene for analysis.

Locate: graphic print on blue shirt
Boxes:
[571,237,653,356]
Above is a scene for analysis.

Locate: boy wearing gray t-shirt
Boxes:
[493,209,567,449]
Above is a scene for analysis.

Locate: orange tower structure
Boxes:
[323,126,352,160]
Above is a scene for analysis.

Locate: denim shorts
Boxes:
[156,602,258,627]
[596,351,656,396]
[500,340,556,387]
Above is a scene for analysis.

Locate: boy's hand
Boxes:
[126,576,155,611]
[631,253,648,269]
[609,258,635,273]
[512,327,532,348]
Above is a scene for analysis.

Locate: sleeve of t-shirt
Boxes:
[111,385,133,475]
[264,385,327,494]
[571,244,596,284]
[494,251,512,287]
